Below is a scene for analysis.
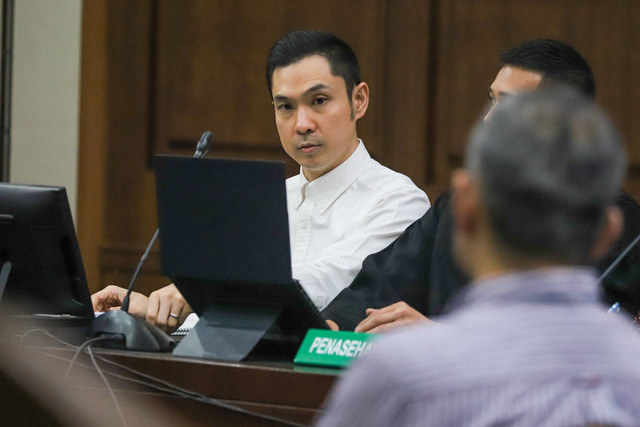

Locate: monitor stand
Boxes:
[0,258,10,301]
[172,304,281,361]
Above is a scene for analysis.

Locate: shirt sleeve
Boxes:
[294,185,430,310]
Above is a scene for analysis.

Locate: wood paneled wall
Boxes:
[78,0,640,295]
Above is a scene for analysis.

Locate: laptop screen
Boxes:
[155,155,293,286]
[154,155,327,361]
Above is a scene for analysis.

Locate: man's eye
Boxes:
[313,97,328,106]
[277,104,293,111]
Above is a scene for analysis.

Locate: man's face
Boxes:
[484,65,542,120]
[453,65,543,277]
[271,55,367,181]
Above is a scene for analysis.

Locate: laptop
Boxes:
[154,155,327,361]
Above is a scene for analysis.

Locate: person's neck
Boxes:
[470,235,566,282]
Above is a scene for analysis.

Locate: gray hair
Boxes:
[465,87,626,263]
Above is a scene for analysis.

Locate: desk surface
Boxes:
[33,344,341,426]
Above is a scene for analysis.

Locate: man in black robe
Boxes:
[323,39,640,332]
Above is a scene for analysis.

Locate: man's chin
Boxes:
[301,163,331,181]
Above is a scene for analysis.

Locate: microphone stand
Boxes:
[86,131,213,352]
[121,131,212,313]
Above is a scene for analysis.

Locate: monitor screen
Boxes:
[0,183,93,318]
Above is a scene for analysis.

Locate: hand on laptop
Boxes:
[146,284,193,333]
[354,302,433,334]
[91,284,149,318]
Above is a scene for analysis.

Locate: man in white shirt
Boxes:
[288,139,428,309]
[92,30,429,330]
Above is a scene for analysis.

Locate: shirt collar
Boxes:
[295,140,370,213]
[449,266,601,312]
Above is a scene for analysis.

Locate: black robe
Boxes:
[322,189,640,330]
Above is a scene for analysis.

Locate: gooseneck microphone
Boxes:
[194,130,212,159]
[86,131,212,352]
[597,231,640,285]
[121,131,213,312]
[598,229,640,314]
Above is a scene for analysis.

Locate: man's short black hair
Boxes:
[500,39,595,99]
[467,87,624,263]
[266,30,361,99]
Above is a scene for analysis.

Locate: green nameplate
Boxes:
[294,329,378,368]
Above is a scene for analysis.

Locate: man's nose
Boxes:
[295,107,316,134]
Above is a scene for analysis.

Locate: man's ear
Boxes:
[452,169,480,237]
[591,205,623,261]
[352,82,369,120]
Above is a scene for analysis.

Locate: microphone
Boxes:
[87,131,213,352]
[194,130,212,158]
[121,130,213,312]
[597,229,640,313]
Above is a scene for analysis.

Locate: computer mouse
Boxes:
[86,310,176,352]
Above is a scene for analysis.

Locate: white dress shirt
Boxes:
[287,141,430,309]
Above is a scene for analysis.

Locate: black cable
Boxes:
[19,330,306,427]
[90,354,307,427]
[87,344,127,427]
[64,335,123,380]
[16,328,73,349]
[12,331,128,426]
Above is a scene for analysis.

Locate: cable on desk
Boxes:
[13,330,128,427]
[92,353,308,427]
[87,343,127,427]
[64,334,123,380]
[19,330,308,427]
[65,335,127,427]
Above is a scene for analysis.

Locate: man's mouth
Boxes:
[299,143,321,154]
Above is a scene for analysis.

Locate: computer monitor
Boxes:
[0,183,93,319]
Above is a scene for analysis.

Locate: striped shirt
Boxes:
[317,267,640,427]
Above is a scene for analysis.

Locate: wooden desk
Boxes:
[20,342,340,426]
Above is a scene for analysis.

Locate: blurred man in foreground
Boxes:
[318,88,640,427]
